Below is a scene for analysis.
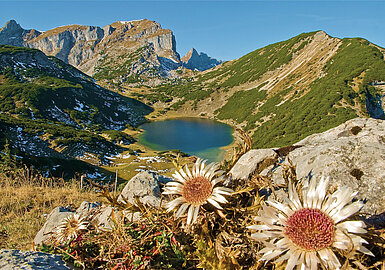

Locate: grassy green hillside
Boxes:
[151,32,385,148]
[0,45,152,171]
[223,38,385,148]
[148,32,316,109]
[0,46,152,129]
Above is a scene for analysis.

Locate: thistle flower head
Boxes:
[55,213,89,244]
[163,158,233,225]
[248,176,373,270]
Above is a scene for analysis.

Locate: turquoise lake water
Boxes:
[138,118,234,162]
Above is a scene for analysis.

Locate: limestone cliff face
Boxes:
[0,19,183,85]
[26,25,104,67]
[181,48,222,71]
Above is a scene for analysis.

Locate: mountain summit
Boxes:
[181,48,222,71]
[0,20,222,86]
[0,20,40,47]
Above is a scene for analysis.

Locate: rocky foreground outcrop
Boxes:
[231,117,385,216]
[34,171,167,246]
[31,117,385,252]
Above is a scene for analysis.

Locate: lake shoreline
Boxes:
[138,118,234,162]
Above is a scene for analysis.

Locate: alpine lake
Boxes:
[138,118,234,162]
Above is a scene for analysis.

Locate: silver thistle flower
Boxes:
[248,176,373,270]
[55,213,89,244]
[163,158,233,225]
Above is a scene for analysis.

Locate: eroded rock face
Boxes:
[231,118,385,216]
[27,25,104,67]
[0,20,221,85]
[0,19,181,83]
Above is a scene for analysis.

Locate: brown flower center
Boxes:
[182,176,213,205]
[284,208,334,251]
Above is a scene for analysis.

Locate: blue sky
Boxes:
[0,1,384,61]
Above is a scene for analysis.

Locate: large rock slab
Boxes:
[229,149,278,180]
[33,206,73,246]
[0,249,74,269]
[118,171,171,208]
[34,202,112,245]
[34,200,146,245]
[286,117,385,215]
[232,118,385,216]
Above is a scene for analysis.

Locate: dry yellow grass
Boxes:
[0,168,104,250]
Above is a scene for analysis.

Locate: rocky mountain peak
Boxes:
[181,47,222,71]
[0,19,41,47]
[0,19,35,46]
[181,48,199,62]
[1,20,22,32]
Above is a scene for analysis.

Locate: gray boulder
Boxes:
[286,117,385,215]
[0,250,73,270]
[229,149,278,180]
[33,207,73,246]
[91,206,115,231]
[118,171,171,208]
[75,201,117,231]
[75,201,101,217]
[232,118,385,216]
[34,201,105,245]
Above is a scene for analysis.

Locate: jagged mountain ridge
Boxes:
[0,20,41,47]
[151,31,385,147]
[181,48,222,71]
[0,44,152,164]
[0,20,222,86]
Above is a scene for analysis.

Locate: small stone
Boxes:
[91,206,115,231]
[76,201,101,217]
[118,171,172,208]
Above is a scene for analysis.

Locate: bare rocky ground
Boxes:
[0,250,74,270]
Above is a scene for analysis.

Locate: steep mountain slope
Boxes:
[0,45,152,166]
[152,31,385,148]
[0,20,222,86]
